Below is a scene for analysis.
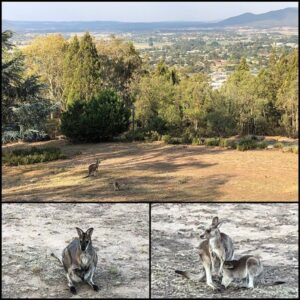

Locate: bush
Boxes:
[23,129,50,142]
[205,138,220,147]
[145,130,161,142]
[61,90,130,143]
[2,130,21,144]
[274,142,284,149]
[2,147,67,166]
[236,138,267,151]
[161,135,182,144]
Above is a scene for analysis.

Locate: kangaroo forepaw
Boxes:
[92,284,100,291]
[70,286,77,294]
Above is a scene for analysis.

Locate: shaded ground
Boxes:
[2,139,298,202]
[151,203,299,298]
[2,203,149,298]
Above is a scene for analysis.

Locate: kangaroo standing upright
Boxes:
[62,227,99,294]
[202,216,234,277]
[84,159,100,178]
[175,216,234,290]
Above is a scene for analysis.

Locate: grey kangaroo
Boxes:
[222,254,286,289]
[221,255,263,289]
[62,227,99,294]
[175,216,234,290]
[84,159,100,178]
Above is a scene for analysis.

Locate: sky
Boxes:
[2,1,298,22]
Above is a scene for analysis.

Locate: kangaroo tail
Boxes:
[51,252,63,265]
[83,175,90,178]
[175,270,205,281]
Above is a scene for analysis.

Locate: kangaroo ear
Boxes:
[211,216,219,227]
[86,228,94,238]
[76,227,84,238]
[224,261,235,269]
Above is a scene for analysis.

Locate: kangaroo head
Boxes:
[76,227,94,251]
[223,260,237,269]
[200,216,223,239]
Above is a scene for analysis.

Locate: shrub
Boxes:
[145,130,161,142]
[161,135,182,144]
[2,130,20,144]
[61,90,130,143]
[236,138,267,151]
[2,147,67,166]
[274,142,284,149]
[205,138,220,147]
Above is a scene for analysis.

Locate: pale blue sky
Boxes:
[2,1,298,22]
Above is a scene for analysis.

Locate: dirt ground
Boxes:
[151,203,299,298]
[2,203,149,298]
[2,139,298,202]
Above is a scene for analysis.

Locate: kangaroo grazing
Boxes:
[83,159,100,178]
[62,227,99,294]
[221,255,263,289]
[175,216,234,290]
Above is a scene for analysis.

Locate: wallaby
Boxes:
[175,216,234,290]
[62,227,99,294]
[83,159,100,178]
[221,255,263,289]
[113,181,120,191]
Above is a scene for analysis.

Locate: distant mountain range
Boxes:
[2,7,298,33]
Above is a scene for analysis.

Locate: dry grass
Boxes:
[2,139,298,202]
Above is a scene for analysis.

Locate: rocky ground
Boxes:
[2,203,149,298]
[151,203,299,298]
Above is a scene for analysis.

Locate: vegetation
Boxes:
[2,147,66,166]
[61,90,130,142]
[2,30,298,148]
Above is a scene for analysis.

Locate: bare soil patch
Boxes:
[2,140,298,202]
[151,203,299,298]
[2,203,149,298]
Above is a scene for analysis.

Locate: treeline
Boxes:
[2,31,298,143]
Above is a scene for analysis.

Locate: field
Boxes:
[151,203,299,298]
[2,139,298,202]
[2,203,149,298]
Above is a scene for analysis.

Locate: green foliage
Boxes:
[2,147,66,166]
[204,138,220,147]
[236,138,267,151]
[61,90,130,143]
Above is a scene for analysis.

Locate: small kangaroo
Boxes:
[62,227,99,294]
[221,255,263,289]
[175,216,234,290]
[84,159,100,178]
[113,181,120,191]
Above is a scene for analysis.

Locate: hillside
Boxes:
[2,7,298,33]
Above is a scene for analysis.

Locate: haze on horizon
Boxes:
[2,1,298,22]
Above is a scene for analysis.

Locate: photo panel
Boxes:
[151,203,299,298]
[2,203,149,298]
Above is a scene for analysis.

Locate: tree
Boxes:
[61,90,130,142]
[64,33,100,106]
[22,34,66,108]
[2,31,52,128]
[96,36,142,105]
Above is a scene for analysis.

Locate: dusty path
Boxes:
[2,140,298,202]
[151,203,298,298]
[2,203,149,298]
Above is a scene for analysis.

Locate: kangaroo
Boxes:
[113,181,120,191]
[83,159,100,178]
[201,216,234,277]
[62,227,99,294]
[221,255,263,289]
[175,216,234,290]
